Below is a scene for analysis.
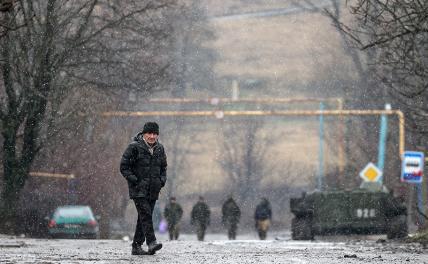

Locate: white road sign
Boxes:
[401,151,424,183]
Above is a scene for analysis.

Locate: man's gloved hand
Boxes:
[127,174,138,184]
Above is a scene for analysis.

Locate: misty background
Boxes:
[0,0,425,238]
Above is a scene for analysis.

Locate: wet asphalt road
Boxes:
[1,233,427,263]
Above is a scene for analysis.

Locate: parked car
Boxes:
[47,205,99,239]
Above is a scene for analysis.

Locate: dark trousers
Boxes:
[226,222,238,240]
[195,222,207,241]
[168,223,180,240]
[132,198,157,246]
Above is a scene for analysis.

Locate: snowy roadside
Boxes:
[1,232,427,263]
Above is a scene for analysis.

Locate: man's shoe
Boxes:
[132,245,150,255]
[147,241,162,254]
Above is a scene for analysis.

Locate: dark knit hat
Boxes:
[142,122,159,134]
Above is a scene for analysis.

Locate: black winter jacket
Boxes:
[120,132,167,200]
[255,199,272,221]
[222,198,241,224]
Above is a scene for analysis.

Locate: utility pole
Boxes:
[318,102,325,190]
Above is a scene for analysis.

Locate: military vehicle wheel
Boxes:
[387,215,407,239]
[291,217,314,240]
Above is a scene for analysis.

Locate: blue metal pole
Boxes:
[416,183,425,226]
[318,102,325,191]
[377,106,389,184]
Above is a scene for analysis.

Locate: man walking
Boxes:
[120,122,167,255]
[254,198,272,240]
[191,196,211,241]
[222,196,241,240]
[164,197,183,240]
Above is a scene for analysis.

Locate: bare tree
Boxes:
[325,1,428,187]
[142,0,217,198]
[288,1,400,188]
[0,0,176,233]
[168,0,217,96]
[9,0,217,236]
[330,0,428,134]
[155,118,203,199]
[0,1,24,38]
[321,0,428,228]
[217,118,275,205]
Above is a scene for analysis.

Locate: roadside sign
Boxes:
[359,162,382,182]
[401,151,424,183]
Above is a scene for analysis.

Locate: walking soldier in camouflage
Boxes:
[222,196,241,240]
[191,196,211,241]
[164,197,183,240]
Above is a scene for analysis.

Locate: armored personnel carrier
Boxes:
[290,189,407,240]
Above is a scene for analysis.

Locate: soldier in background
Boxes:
[222,196,241,240]
[191,196,211,241]
[163,197,183,240]
[152,203,162,232]
[254,198,272,240]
